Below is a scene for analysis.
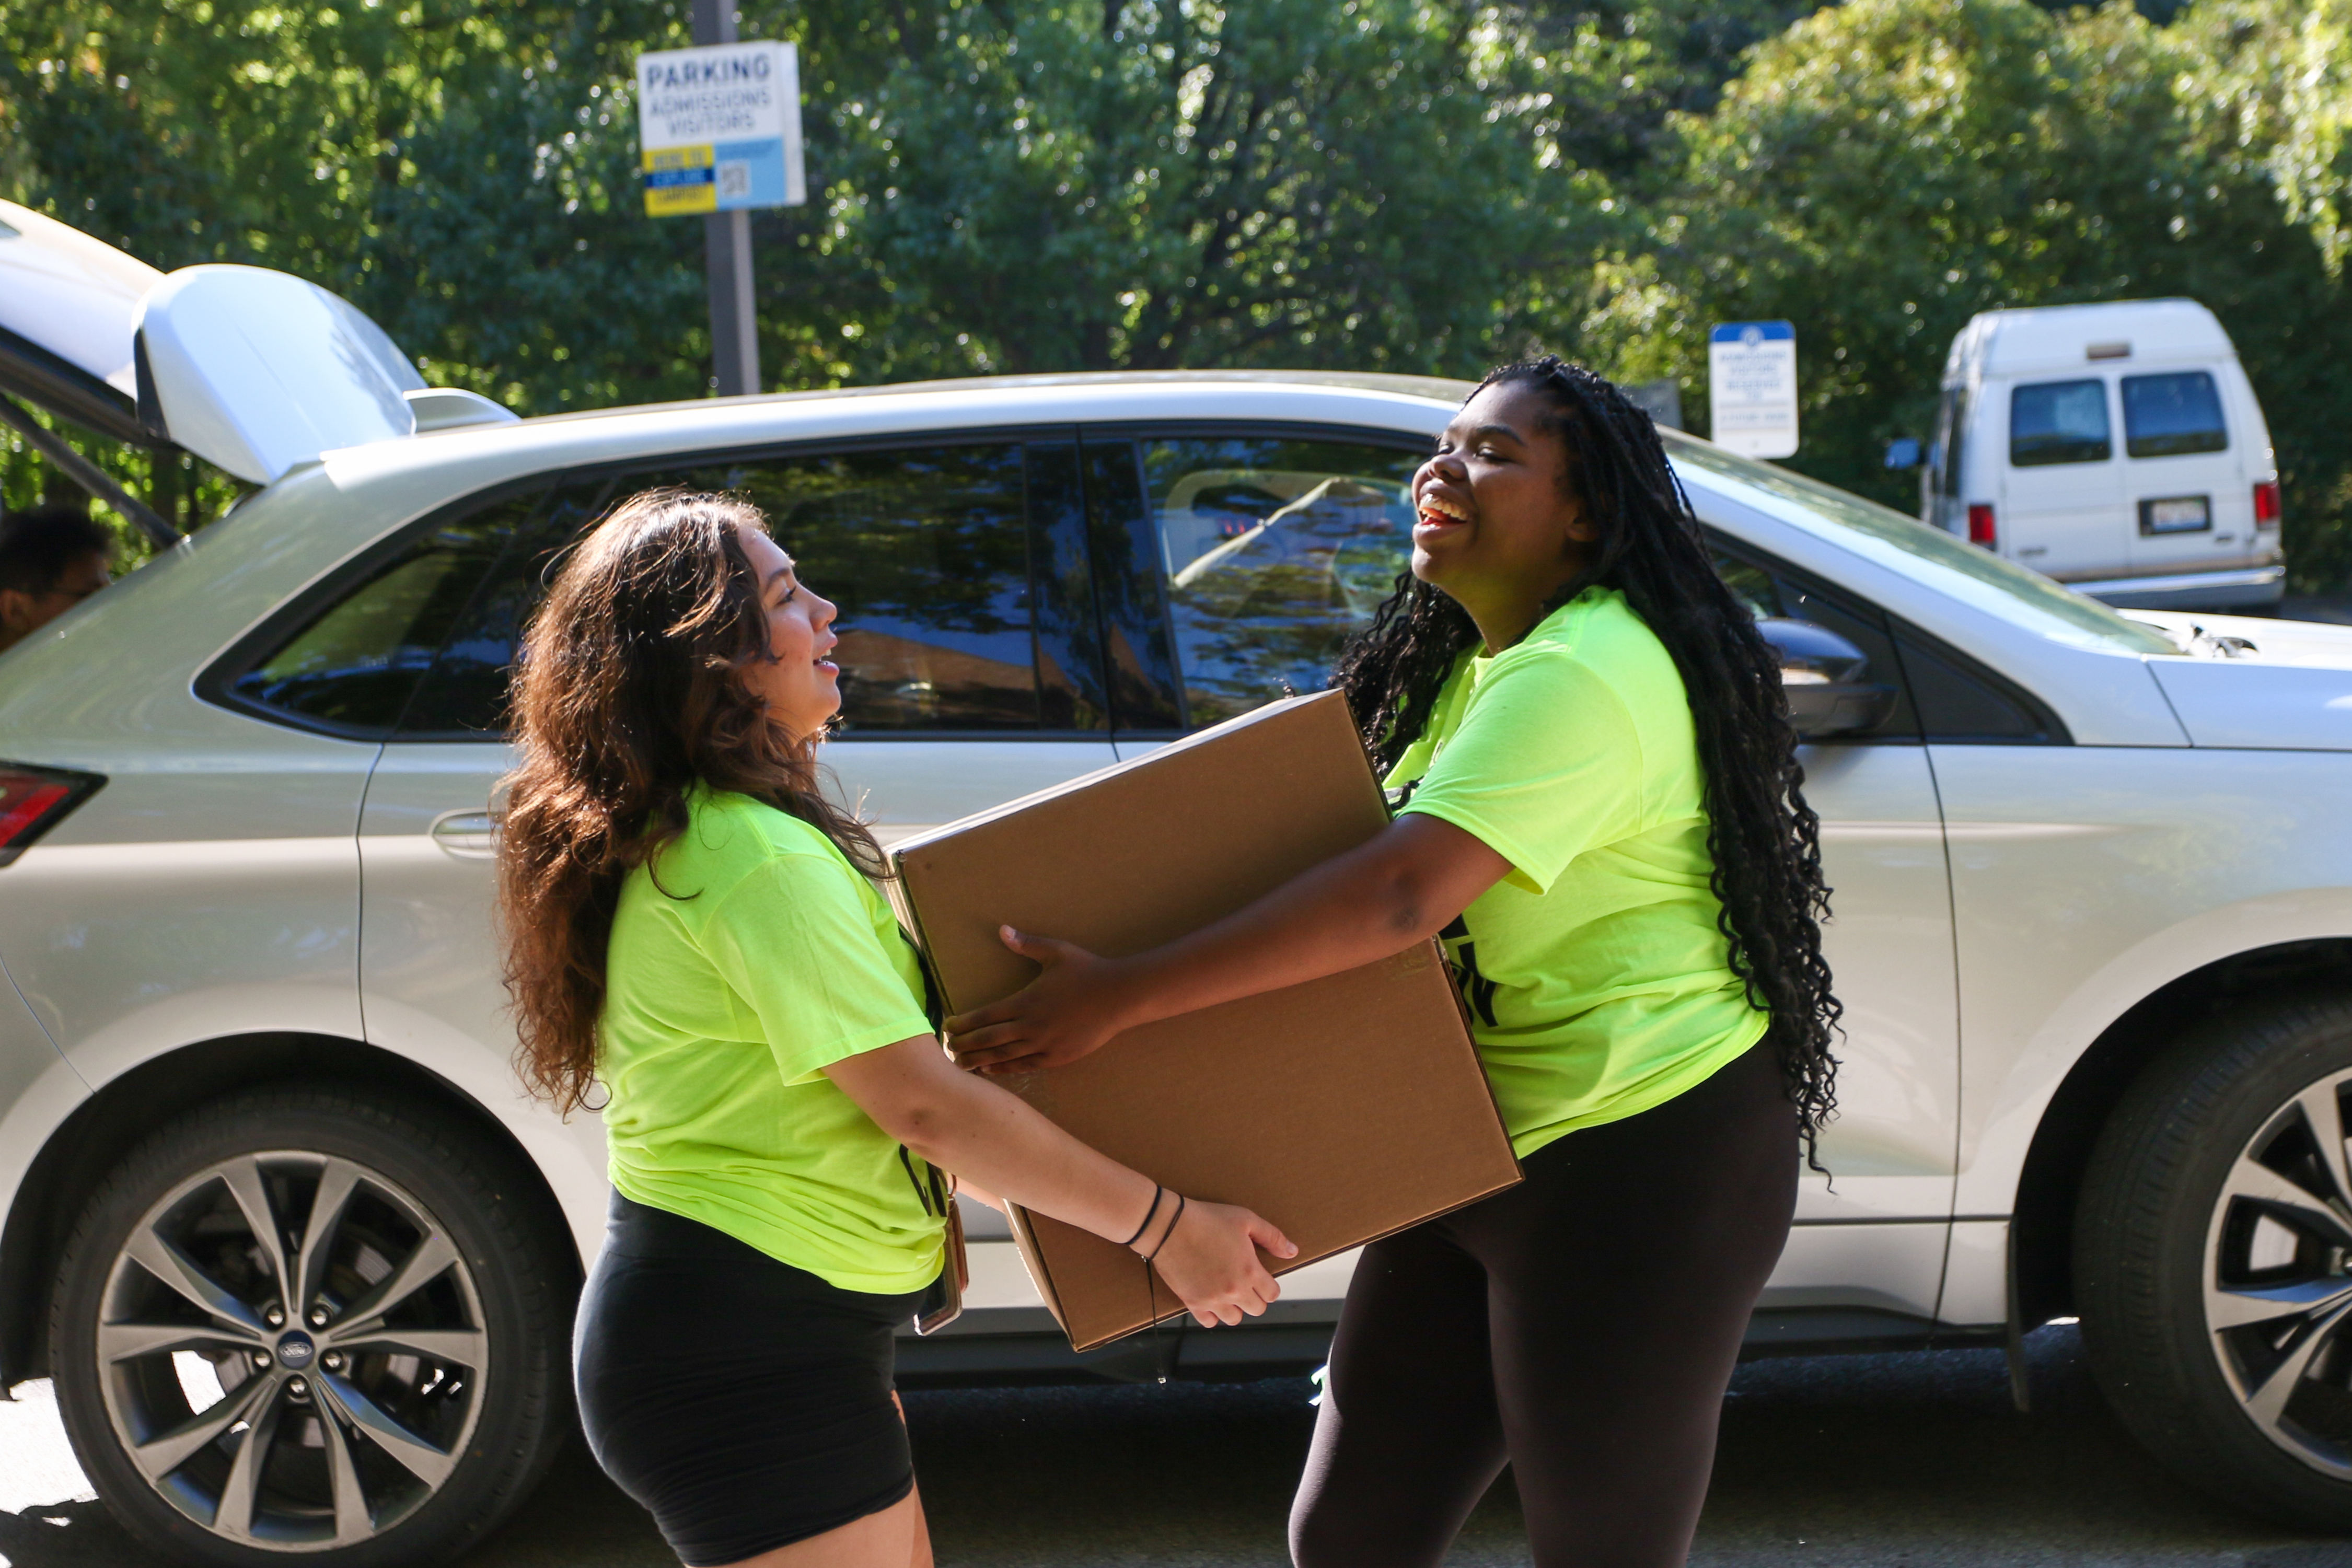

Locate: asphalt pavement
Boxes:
[6,1328,2350,1567]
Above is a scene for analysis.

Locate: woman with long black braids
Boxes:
[946,357,1839,1567]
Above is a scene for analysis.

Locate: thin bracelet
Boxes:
[1144,1193,1188,1263]
[1119,1185,1166,1250]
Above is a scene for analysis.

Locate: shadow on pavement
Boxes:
[0,1498,148,1566]
[4,1330,2345,1566]
[0,1440,668,1568]
[1685,1326,2329,1566]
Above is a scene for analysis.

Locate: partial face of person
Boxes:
[733,526,841,742]
[0,550,112,647]
[1409,381,1596,614]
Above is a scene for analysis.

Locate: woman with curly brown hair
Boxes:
[497,489,1293,1568]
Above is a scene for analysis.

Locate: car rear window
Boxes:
[2122,371,2229,458]
[2009,379,2112,467]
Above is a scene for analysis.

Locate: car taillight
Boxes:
[1967,504,1997,549]
[2254,480,2281,526]
[0,761,104,867]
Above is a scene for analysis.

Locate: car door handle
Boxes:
[428,809,500,858]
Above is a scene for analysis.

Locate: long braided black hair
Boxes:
[1335,355,1841,1166]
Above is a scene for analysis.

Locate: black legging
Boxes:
[1290,1040,1798,1568]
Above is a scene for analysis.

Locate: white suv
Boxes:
[6,225,2352,1565]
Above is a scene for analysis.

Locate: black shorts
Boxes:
[574,1192,929,1566]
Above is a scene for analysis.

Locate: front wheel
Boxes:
[51,1085,575,1567]
[2077,990,2352,1530]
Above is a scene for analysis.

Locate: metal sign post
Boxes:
[1707,321,1799,459]
[638,9,807,397]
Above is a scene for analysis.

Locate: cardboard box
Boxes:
[889,690,1521,1351]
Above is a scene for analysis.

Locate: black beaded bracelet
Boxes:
[1120,1184,1166,1249]
[1144,1193,1188,1264]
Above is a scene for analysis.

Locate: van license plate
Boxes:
[2139,495,2211,535]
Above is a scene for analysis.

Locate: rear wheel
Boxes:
[52,1086,574,1566]
[2077,990,2352,1529]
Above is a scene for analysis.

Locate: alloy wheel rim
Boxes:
[94,1151,488,1550]
[2204,1068,2352,1478]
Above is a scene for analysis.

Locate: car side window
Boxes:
[398,444,1061,740]
[1895,632,2068,743]
[2122,371,2228,458]
[397,484,606,739]
[625,444,1040,732]
[216,489,542,738]
[1138,434,1423,728]
[1710,546,1921,742]
[2010,379,2113,467]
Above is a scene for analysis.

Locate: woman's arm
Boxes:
[945,812,1512,1075]
[822,1036,1297,1326]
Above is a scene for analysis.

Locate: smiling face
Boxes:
[733,526,842,742]
[1410,379,1599,651]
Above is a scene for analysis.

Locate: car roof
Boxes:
[515,368,1482,428]
[1945,298,2235,381]
[307,373,1480,506]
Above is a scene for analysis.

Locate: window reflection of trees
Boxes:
[625,446,1037,731]
[233,496,534,734]
[1146,439,1421,727]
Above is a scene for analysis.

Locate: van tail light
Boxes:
[0,761,105,868]
[2254,480,2281,527]
[1967,504,1997,549]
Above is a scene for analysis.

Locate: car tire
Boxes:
[2077,988,2352,1530]
[50,1084,575,1567]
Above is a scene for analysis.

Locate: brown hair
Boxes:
[497,487,885,1113]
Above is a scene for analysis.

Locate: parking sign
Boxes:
[636,41,806,217]
[1708,321,1799,459]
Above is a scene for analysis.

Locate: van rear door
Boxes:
[1996,375,2128,580]
[2120,366,2249,579]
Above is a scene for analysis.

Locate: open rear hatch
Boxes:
[0,200,515,525]
[132,262,428,482]
[0,202,164,449]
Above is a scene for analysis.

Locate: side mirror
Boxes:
[1757,618,1898,738]
[1883,436,1922,470]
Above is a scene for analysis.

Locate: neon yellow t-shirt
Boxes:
[1391,587,1770,1159]
[598,786,945,1294]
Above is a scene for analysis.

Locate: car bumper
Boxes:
[2070,565,2286,611]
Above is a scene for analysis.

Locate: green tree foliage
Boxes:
[0,0,713,411]
[2190,0,2352,278]
[0,0,1568,400]
[6,0,2352,586]
[1578,0,2352,586]
[1505,0,1819,190]
[1,0,1568,559]
[783,1,1574,380]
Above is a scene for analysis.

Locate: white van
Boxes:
[1924,299,2284,610]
